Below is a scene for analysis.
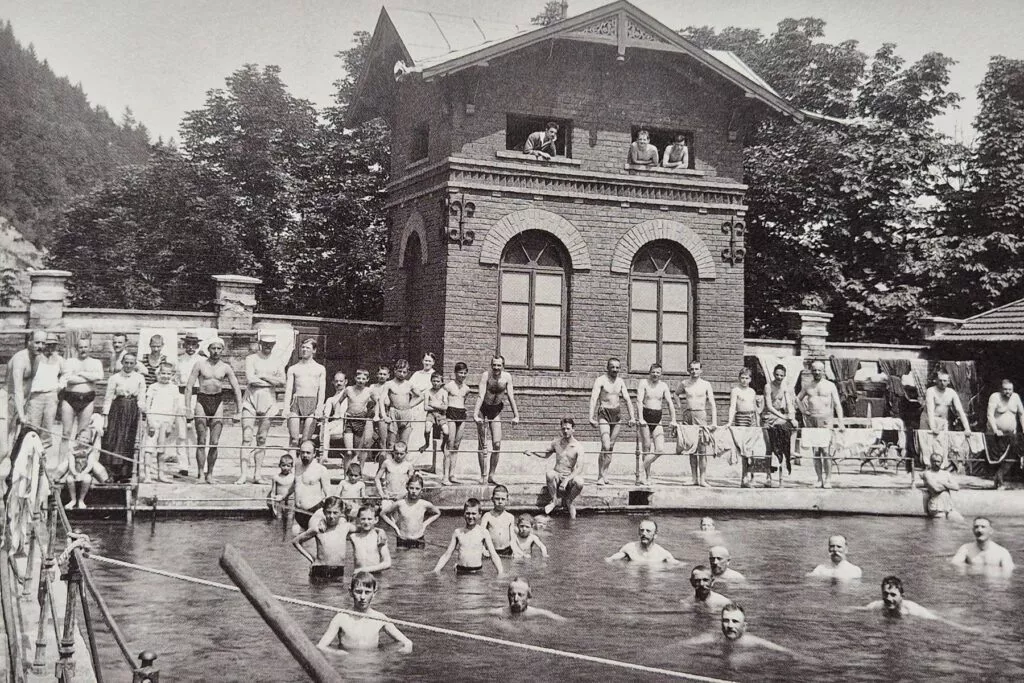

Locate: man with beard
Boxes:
[808,534,863,580]
[491,578,566,621]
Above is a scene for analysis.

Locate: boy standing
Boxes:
[337,463,367,521]
[266,454,294,518]
[349,505,392,573]
[482,484,516,557]
[317,572,412,653]
[381,473,441,548]
[510,514,549,558]
[443,362,472,485]
[420,372,449,454]
[375,441,413,501]
[292,496,352,582]
[380,360,422,449]
[728,368,762,488]
[341,369,376,472]
[433,498,504,575]
[143,362,185,483]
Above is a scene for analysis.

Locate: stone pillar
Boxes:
[920,315,962,340]
[28,269,72,330]
[782,309,833,359]
[212,275,262,331]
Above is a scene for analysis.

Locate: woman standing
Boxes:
[101,351,146,482]
[409,352,437,454]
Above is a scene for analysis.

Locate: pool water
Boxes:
[79,512,1024,682]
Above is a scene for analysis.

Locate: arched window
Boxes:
[499,230,568,369]
[629,240,693,373]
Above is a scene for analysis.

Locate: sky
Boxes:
[4,0,1023,143]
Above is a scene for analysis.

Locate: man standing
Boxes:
[108,332,128,374]
[986,379,1024,489]
[239,334,286,484]
[797,360,845,489]
[185,337,243,483]
[175,333,202,474]
[949,517,1014,572]
[925,370,971,434]
[474,355,520,485]
[529,416,585,518]
[27,332,63,453]
[289,439,334,533]
[284,339,326,453]
[524,122,558,160]
[59,337,104,468]
[637,363,678,485]
[588,357,635,486]
[7,329,46,446]
[808,534,863,580]
[679,360,717,487]
[763,364,797,476]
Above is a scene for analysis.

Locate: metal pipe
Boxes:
[219,544,342,683]
[77,579,105,683]
[77,550,138,670]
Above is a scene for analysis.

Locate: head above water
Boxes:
[690,565,714,599]
[880,575,904,611]
[699,517,715,531]
[828,535,848,563]
[709,546,731,575]
[638,519,658,546]
[507,577,532,613]
[720,603,746,640]
[973,516,993,542]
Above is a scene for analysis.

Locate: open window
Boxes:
[506,114,573,158]
[630,125,695,169]
[409,122,429,163]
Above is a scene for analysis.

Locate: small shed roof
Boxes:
[933,298,1024,342]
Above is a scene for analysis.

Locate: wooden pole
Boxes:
[219,545,342,683]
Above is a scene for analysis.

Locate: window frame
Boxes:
[506,114,574,159]
[409,122,429,162]
[627,241,695,374]
[497,231,570,371]
[630,125,695,169]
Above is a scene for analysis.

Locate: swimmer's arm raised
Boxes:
[382,622,413,653]
[432,532,459,573]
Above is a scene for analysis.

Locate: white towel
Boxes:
[801,428,832,449]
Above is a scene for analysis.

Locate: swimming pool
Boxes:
[78,512,1024,681]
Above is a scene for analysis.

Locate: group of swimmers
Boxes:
[309,503,1014,659]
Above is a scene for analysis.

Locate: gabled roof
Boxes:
[350,0,801,123]
[932,298,1024,342]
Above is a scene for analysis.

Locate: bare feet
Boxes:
[699,481,710,488]
[252,478,268,486]
[418,445,428,453]
[487,477,499,485]
[233,476,248,485]
[479,476,488,484]
[441,479,452,486]
[202,475,212,484]
[543,501,557,515]
[823,482,833,489]
[567,504,577,519]
[140,476,153,484]
[596,478,608,486]
[157,475,173,484]
[77,502,87,509]
[64,500,76,510]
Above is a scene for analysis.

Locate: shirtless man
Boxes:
[443,362,472,485]
[59,337,104,468]
[680,360,717,487]
[474,355,520,485]
[627,129,659,166]
[370,365,391,454]
[950,517,1014,573]
[589,357,636,486]
[808,535,863,580]
[175,333,202,474]
[605,519,680,564]
[529,417,585,518]
[6,329,46,447]
[857,576,976,632]
[987,379,1024,489]
[920,451,963,520]
[637,363,679,485]
[185,337,242,482]
[684,603,799,657]
[797,360,845,489]
[491,578,566,621]
[238,334,285,484]
[763,364,797,476]
[708,545,745,583]
[925,370,971,434]
[284,339,326,452]
[289,440,334,533]
[380,360,422,450]
[683,566,732,612]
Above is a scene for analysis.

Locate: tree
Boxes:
[531,1,567,26]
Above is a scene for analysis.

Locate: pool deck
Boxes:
[61,430,1024,520]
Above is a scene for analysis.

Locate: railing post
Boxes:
[133,651,159,683]
[32,491,59,672]
[55,550,82,682]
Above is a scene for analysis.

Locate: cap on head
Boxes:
[184,333,200,342]
[208,336,225,348]
[260,333,277,344]
[44,332,60,344]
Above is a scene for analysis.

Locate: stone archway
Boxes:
[610,218,716,279]
[479,208,592,271]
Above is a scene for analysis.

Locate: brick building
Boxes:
[350,0,800,422]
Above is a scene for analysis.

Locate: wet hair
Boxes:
[721,602,745,617]
[464,497,481,512]
[356,504,377,519]
[279,454,294,465]
[407,472,424,487]
[322,496,343,512]
[351,570,377,591]
[150,334,164,345]
[516,513,534,526]
[560,416,575,427]
[881,576,903,594]
[394,359,410,371]
[454,361,468,373]
[773,364,786,374]
[158,361,175,373]
[431,372,444,382]
[345,462,362,476]
[491,484,509,497]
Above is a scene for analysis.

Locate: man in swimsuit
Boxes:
[680,360,717,487]
[492,578,567,621]
[797,360,845,489]
[59,336,104,470]
[185,337,243,483]
[857,576,977,632]
[175,333,202,474]
[637,363,679,486]
[763,364,797,475]
[949,516,1014,573]
[284,338,326,453]
[808,534,863,580]
[289,439,333,533]
[627,129,659,166]
[987,379,1024,489]
[925,370,971,434]
[340,369,376,473]
[605,519,680,564]
[474,355,520,485]
[238,334,285,484]
[371,365,391,454]
[683,565,731,612]
[6,329,46,450]
[379,359,421,451]
[683,603,800,657]
[443,362,471,485]
[589,357,636,486]
[528,416,585,518]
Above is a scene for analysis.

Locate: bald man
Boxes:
[709,546,745,583]
[808,535,862,580]
[491,578,566,621]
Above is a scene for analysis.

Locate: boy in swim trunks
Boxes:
[340,369,376,472]
[317,571,412,653]
[482,484,516,557]
[375,441,413,501]
[636,363,679,485]
[239,334,286,484]
[370,365,390,454]
[60,417,108,509]
[292,496,352,582]
[338,463,367,521]
[143,362,185,483]
[443,362,472,485]
[380,360,422,450]
[349,505,392,573]
[588,357,636,486]
[528,417,585,518]
[419,372,449,456]
[284,338,326,454]
[433,498,504,575]
[266,454,294,518]
[728,368,763,488]
[474,355,520,484]
[381,473,441,549]
[510,514,549,558]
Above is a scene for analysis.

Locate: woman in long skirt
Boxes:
[101,351,146,482]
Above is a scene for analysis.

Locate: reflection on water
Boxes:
[80,512,1024,682]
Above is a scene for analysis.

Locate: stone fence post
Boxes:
[782,309,833,359]
[212,275,262,331]
[28,269,72,331]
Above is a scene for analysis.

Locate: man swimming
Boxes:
[856,576,977,632]
[684,565,731,611]
[683,603,798,656]
[949,517,1014,572]
[708,546,745,583]
[605,519,680,564]
[808,534,863,580]
[588,357,636,486]
[491,578,566,621]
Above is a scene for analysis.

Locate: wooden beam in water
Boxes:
[219,545,342,683]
